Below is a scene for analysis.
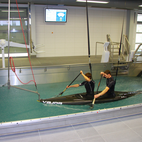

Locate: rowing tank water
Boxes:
[0,62,142,136]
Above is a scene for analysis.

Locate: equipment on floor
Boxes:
[0,39,30,68]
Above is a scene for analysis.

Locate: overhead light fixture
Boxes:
[0,53,28,57]
[139,5,142,7]
[76,0,109,4]
[1,10,24,12]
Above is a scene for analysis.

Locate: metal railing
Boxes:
[95,34,130,62]
[132,43,142,62]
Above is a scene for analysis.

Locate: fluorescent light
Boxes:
[139,5,142,7]
[76,0,109,4]
[1,10,24,12]
[0,53,28,57]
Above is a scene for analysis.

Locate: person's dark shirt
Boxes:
[79,80,95,96]
[106,77,115,97]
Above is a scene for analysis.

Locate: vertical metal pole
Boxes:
[86,0,90,58]
[28,3,30,51]
[8,0,10,89]
[85,0,92,75]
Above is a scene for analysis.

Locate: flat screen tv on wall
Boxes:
[45,8,67,22]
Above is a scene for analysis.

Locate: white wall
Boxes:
[128,10,137,51]
[31,5,127,57]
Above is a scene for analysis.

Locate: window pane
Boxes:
[136,34,142,43]
[137,14,142,22]
[136,24,142,32]
[0,7,28,56]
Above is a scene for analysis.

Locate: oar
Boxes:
[58,73,81,96]
[90,75,102,109]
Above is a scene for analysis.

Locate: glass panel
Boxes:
[0,7,28,56]
[136,24,142,32]
[137,14,142,22]
[135,34,142,43]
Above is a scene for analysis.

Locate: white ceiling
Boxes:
[0,0,142,10]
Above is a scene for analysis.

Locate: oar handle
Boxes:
[90,98,95,109]
[96,75,102,94]
[92,98,95,104]
[90,75,102,109]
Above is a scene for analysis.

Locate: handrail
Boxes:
[95,34,130,62]
[132,43,142,61]
[134,43,142,56]
[123,35,130,54]
[123,35,130,47]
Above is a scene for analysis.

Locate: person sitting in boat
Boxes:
[94,70,115,99]
[66,70,95,99]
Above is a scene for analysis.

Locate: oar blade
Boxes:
[90,104,94,109]
[57,88,67,97]
[58,91,64,96]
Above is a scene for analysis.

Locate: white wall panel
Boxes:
[32,5,127,57]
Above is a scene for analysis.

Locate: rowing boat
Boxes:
[39,91,139,105]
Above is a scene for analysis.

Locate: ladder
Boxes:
[106,34,130,75]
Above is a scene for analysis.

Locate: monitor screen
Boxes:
[45,9,67,22]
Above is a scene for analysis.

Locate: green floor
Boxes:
[0,76,142,123]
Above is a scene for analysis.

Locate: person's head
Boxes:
[85,72,92,79]
[103,70,111,78]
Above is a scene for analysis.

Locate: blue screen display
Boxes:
[45,9,67,22]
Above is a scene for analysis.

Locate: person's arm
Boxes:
[100,72,105,77]
[94,86,109,99]
[80,70,91,82]
[66,84,79,88]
